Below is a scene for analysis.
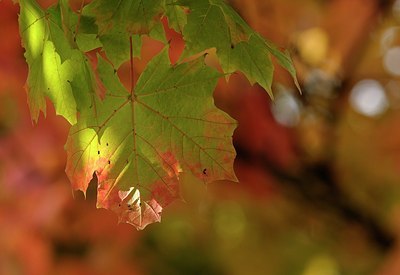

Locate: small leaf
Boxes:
[264,39,301,92]
[19,0,78,123]
[179,0,299,96]
[220,34,274,97]
[19,0,99,124]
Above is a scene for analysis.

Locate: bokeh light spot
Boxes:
[349,79,388,117]
[271,90,302,127]
[297,27,329,66]
[384,47,400,76]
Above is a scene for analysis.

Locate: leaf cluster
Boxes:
[18,0,298,229]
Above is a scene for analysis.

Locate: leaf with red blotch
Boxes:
[65,47,237,229]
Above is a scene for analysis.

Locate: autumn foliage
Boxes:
[18,0,297,228]
[3,0,400,274]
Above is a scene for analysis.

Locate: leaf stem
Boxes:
[130,35,135,95]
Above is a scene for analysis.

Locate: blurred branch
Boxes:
[235,145,395,250]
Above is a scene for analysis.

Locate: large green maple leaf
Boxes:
[65,48,237,229]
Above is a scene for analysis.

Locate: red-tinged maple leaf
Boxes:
[65,48,237,229]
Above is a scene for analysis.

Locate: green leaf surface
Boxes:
[165,0,187,33]
[149,22,168,43]
[59,0,102,52]
[100,33,141,69]
[84,0,164,35]
[66,48,237,229]
[81,0,167,69]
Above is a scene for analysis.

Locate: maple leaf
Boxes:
[19,0,77,123]
[65,48,237,229]
[19,0,97,123]
[179,0,299,97]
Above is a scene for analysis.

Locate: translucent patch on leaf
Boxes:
[97,183,162,230]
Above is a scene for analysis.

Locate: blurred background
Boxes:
[2,0,400,274]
